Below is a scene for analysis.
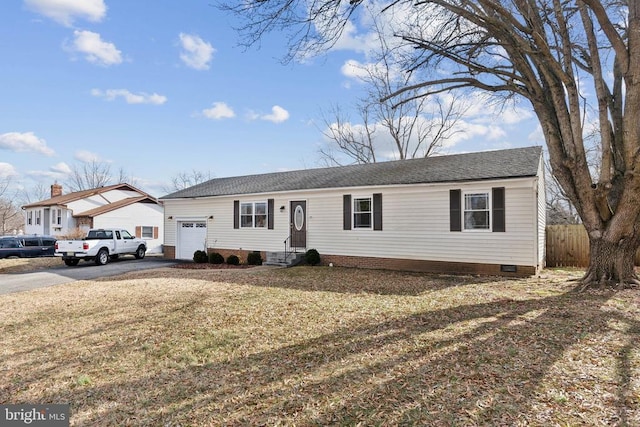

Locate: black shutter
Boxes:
[233,200,239,229]
[343,195,352,230]
[450,189,461,232]
[267,199,274,230]
[373,193,382,231]
[492,187,505,232]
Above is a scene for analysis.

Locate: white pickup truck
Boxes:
[55,228,147,266]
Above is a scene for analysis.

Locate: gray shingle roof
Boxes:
[160,146,542,199]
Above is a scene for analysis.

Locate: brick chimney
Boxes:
[51,183,63,198]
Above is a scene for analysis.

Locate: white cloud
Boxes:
[51,162,72,174]
[25,162,72,181]
[91,89,167,105]
[528,124,544,143]
[0,163,18,178]
[260,105,290,123]
[179,33,214,70]
[25,0,106,26]
[74,150,102,163]
[331,20,380,54]
[0,132,55,156]
[340,58,405,85]
[340,59,369,80]
[70,30,122,66]
[202,102,235,120]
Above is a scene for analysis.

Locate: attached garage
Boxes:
[177,221,207,260]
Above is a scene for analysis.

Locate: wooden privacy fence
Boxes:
[546,224,640,267]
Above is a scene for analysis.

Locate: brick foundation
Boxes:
[320,254,536,277]
[164,245,535,277]
[163,245,175,259]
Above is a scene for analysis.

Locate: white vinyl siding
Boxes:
[92,203,164,253]
[163,176,540,267]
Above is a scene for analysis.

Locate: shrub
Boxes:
[193,250,208,263]
[304,249,321,266]
[247,251,263,265]
[226,254,240,265]
[58,227,88,240]
[209,252,224,264]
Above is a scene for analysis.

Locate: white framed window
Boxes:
[35,210,41,225]
[353,197,372,229]
[52,208,62,225]
[240,202,267,228]
[240,203,253,227]
[463,192,490,230]
[141,226,154,238]
[27,211,33,225]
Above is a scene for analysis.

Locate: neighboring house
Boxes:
[22,183,164,254]
[160,146,545,276]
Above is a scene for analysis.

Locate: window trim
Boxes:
[343,193,382,231]
[52,208,62,225]
[240,201,268,229]
[141,226,154,239]
[462,190,491,231]
[352,196,373,230]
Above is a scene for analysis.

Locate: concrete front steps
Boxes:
[264,251,304,267]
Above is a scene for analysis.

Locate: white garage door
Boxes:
[177,221,207,260]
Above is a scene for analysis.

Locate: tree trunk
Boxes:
[582,233,640,288]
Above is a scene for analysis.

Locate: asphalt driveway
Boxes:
[0,256,179,295]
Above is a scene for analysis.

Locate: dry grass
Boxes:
[1,264,639,426]
[0,256,60,273]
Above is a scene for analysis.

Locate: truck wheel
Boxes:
[64,259,79,266]
[95,249,109,265]
[135,245,146,259]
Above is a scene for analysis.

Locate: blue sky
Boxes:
[0,0,543,198]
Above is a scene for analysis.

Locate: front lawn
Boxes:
[1,266,638,425]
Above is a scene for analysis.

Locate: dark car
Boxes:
[0,235,57,258]
[0,237,25,259]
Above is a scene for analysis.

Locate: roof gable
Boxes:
[22,183,155,209]
[74,196,160,218]
[161,146,543,199]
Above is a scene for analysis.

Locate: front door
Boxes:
[43,208,50,235]
[290,201,306,249]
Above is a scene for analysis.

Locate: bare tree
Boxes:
[66,160,112,192]
[116,167,140,188]
[222,0,640,287]
[320,103,378,165]
[545,159,580,225]
[319,10,465,166]
[0,177,22,235]
[20,183,49,205]
[162,170,214,194]
[64,161,138,192]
